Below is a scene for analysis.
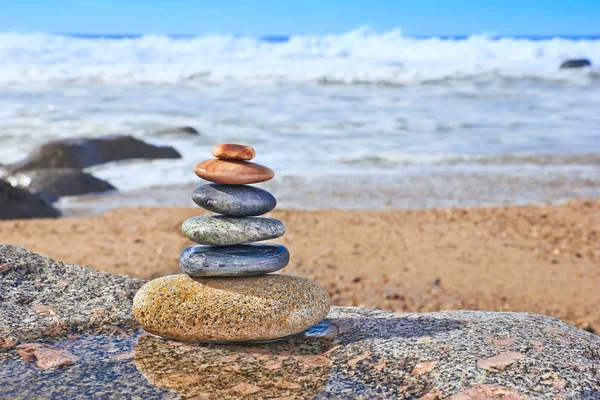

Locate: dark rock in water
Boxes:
[560,58,592,69]
[192,183,277,216]
[179,243,290,276]
[182,215,286,245]
[153,126,200,136]
[7,135,181,173]
[0,244,145,347]
[0,180,60,219]
[6,168,116,202]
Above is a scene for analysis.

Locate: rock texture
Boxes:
[16,343,78,369]
[2,307,600,399]
[7,135,181,173]
[181,215,285,245]
[312,308,600,399]
[0,180,61,220]
[133,307,600,399]
[6,168,116,203]
[179,244,290,276]
[194,159,274,184]
[0,244,144,347]
[133,274,331,342]
[1,247,600,399]
[191,184,277,216]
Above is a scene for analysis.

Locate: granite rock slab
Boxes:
[2,248,600,399]
[192,184,276,217]
[0,243,145,347]
[133,274,331,342]
[181,215,285,245]
[179,244,289,276]
[2,308,600,399]
[134,308,600,399]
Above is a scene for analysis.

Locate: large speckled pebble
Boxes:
[192,184,277,217]
[132,274,332,342]
[194,159,274,185]
[179,244,290,276]
[181,215,285,245]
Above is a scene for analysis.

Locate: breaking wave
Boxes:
[0,28,598,86]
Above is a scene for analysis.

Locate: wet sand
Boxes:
[1,199,599,332]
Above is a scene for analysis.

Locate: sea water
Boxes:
[0,29,599,211]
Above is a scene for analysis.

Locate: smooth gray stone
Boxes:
[192,184,276,216]
[181,215,285,245]
[179,244,290,276]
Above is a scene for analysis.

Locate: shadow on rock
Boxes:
[329,311,467,343]
[132,314,467,399]
[134,323,335,399]
[318,314,467,398]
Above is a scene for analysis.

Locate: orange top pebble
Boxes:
[212,144,256,161]
[194,159,274,185]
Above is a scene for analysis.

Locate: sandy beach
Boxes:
[2,198,598,333]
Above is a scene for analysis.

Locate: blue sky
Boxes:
[0,0,598,37]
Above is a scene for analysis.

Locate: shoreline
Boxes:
[2,198,599,333]
[57,166,600,217]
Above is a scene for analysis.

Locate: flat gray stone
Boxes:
[181,215,285,245]
[191,184,276,216]
[179,244,289,276]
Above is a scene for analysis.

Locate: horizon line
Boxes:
[11,32,600,41]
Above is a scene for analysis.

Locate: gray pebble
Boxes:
[179,244,290,276]
[192,184,276,216]
[182,215,285,245]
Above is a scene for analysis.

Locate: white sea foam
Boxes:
[1,29,599,209]
[0,28,598,86]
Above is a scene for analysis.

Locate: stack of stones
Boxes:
[133,144,331,343]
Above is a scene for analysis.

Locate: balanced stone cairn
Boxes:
[133,144,331,343]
